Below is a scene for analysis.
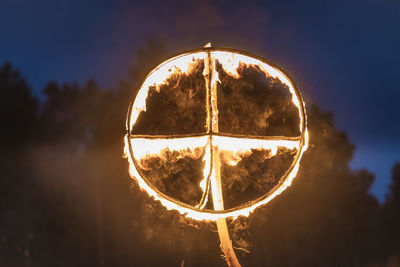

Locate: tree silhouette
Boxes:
[382,163,400,264]
[0,62,38,146]
[0,62,39,266]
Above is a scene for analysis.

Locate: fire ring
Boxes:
[124,47,308,221]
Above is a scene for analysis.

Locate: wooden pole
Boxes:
[205,47,241,267]
[211,145,241,267]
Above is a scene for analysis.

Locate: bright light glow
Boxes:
[214,135,299,166]
[130,136,208,160]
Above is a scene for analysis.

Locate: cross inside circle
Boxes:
[125,48,308,221]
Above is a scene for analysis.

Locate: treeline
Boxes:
[0,43,399,266]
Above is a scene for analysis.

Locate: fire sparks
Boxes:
[124,47,308,221]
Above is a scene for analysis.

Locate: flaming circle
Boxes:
[124,47,308,221]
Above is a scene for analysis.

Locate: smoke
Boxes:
[133,60,207,135]
[216,62,300,137]
[112,0,269,53]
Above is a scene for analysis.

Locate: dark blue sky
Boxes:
[1,0,399,201]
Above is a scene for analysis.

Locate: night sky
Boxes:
[1,0,399,201]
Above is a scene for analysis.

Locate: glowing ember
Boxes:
[124,47,308,221]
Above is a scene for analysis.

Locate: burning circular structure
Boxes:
[125,47,308,220]
[123,46,308,266]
